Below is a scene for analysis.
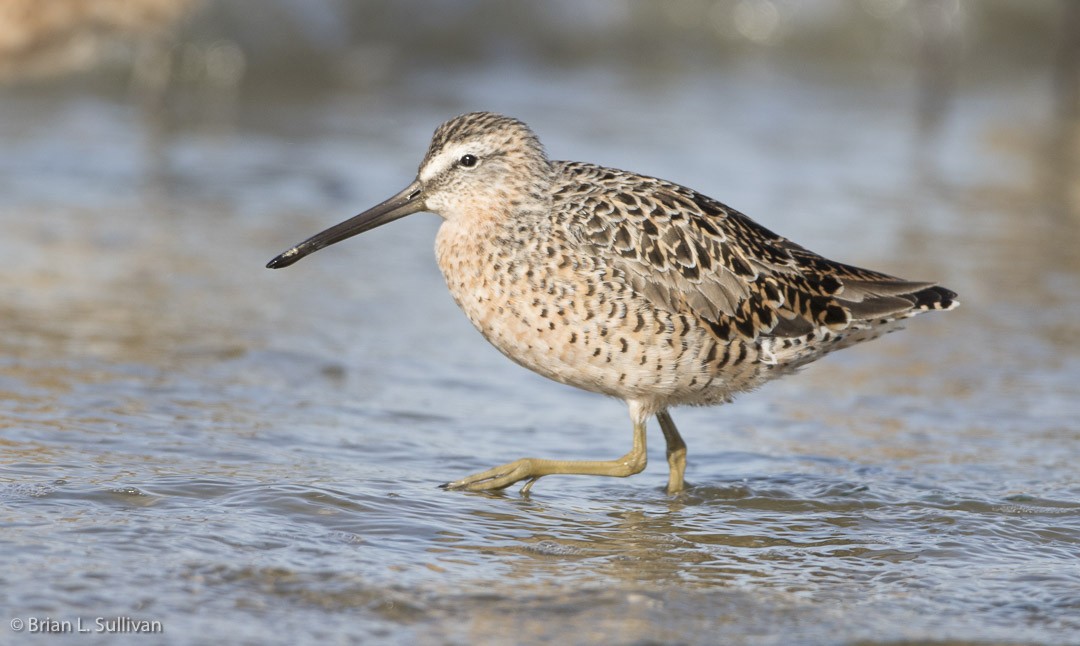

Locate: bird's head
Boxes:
[266,112,551,269]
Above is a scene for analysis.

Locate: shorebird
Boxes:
[267,112,957,495]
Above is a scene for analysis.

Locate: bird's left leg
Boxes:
[656,409,687,494]
[441,400,651,494]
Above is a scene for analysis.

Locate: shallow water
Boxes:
[3,11,1080,645]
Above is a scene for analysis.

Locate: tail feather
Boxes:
[842,283,958,322]
[764,279,958,368]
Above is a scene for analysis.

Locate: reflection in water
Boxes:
[1,3,1079,644]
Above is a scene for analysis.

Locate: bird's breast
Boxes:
[434,217,578,381]
[432,217,750,404]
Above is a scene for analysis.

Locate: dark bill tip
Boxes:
[265,180,424,270]
[266,248,302,269]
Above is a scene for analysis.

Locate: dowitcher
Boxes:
[267,112,957,495]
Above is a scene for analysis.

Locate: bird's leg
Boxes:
[442,416,648,494]
[656,409,687,494]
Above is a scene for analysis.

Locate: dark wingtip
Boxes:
[913,285,959,311]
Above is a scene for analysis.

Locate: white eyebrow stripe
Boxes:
[419,142,473,182]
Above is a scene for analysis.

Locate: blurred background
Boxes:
[2,1,1078,644]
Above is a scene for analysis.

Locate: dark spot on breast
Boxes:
[642,219,658,236]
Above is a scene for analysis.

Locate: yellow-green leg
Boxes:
[656,409,687,494]
[442,403,649,494]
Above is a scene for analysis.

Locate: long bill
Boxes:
[266,179,425,269]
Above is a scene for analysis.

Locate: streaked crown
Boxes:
[417,112,553,219]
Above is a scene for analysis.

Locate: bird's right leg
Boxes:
[656,409,687,494]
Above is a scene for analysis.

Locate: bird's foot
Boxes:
[441,458,540,493]
[441,449,648,494]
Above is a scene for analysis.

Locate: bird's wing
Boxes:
[555,162,955,342]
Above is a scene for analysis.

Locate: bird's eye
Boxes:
[459,154,478,168]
